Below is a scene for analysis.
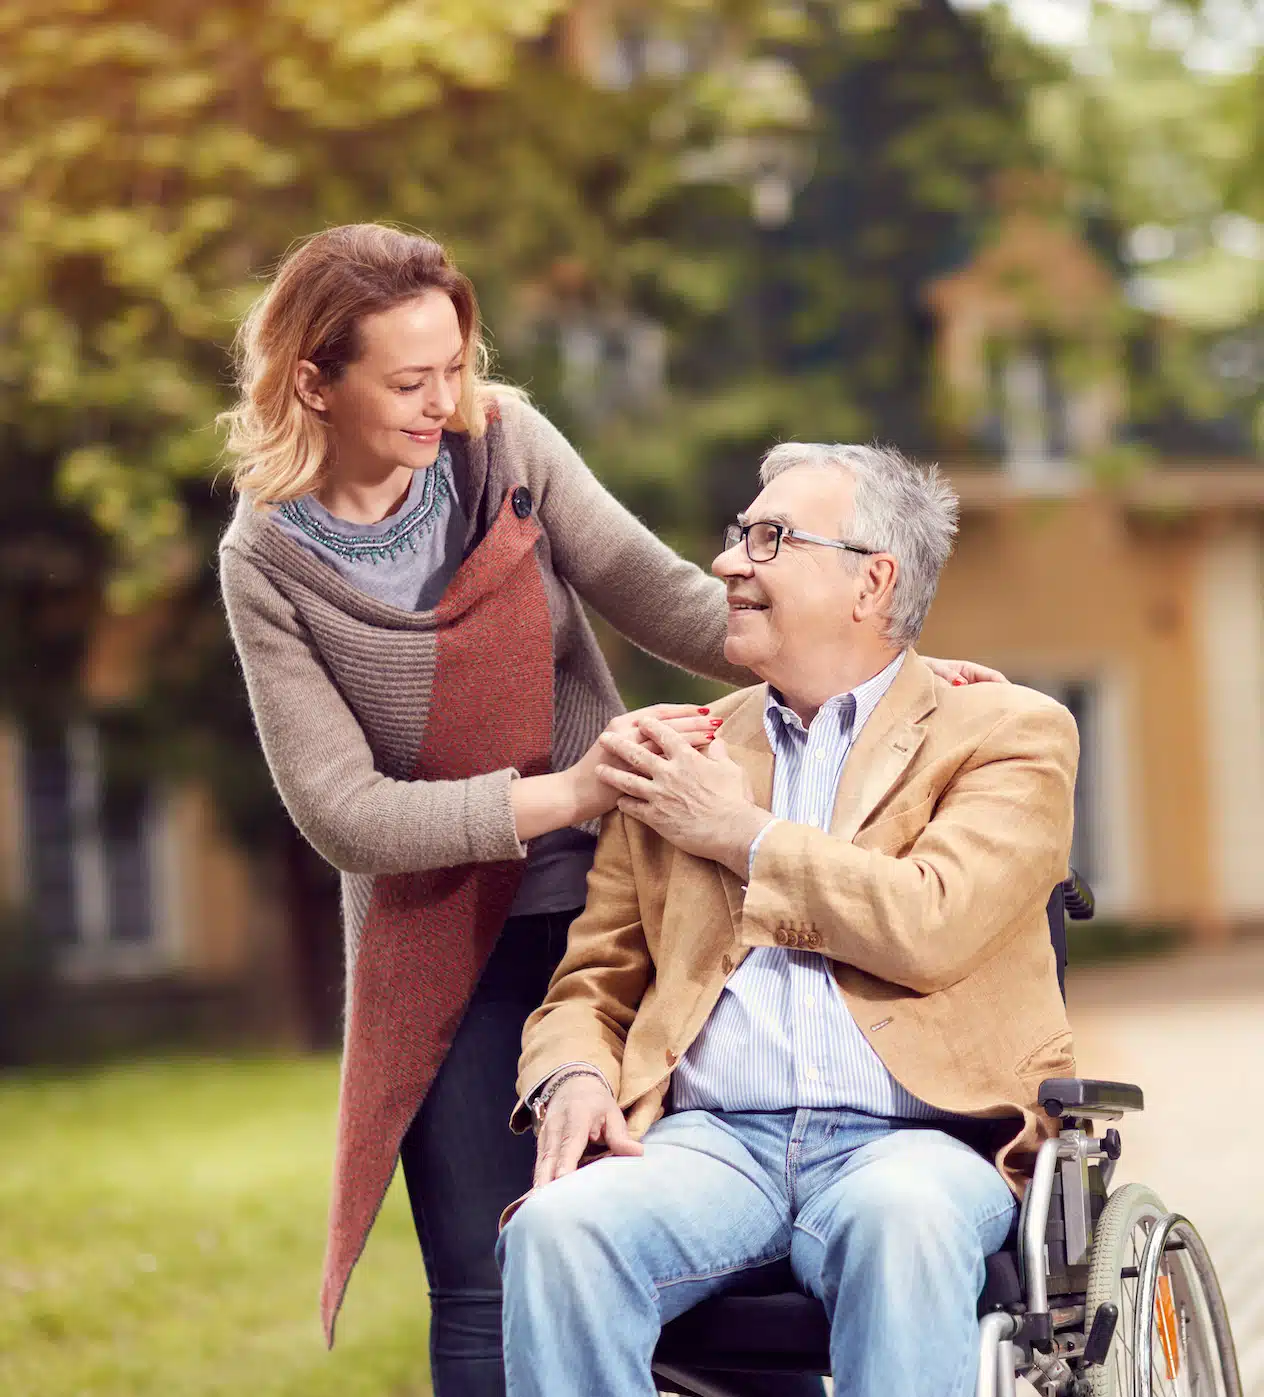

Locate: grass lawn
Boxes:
[0,1056,431,1397]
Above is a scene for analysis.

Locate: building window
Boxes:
[20,724,156,953]
[558,312,667,418]
[988,336,1071,475]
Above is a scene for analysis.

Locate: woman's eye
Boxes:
[397,384,422,393]
[447,364,464,377]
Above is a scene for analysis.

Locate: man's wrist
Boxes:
[720,806,775,880]
[529,1064,610,1128]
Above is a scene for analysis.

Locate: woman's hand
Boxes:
[595,718,772,877]
[923,657,1008,686]
[565,704,721,826]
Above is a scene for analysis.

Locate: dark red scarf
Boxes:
[321,484,554,1340]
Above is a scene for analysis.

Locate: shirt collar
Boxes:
[764,650,907,741]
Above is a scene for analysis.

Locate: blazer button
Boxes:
[721,954,734,975]
[511,485,533,519]
[665,1048,678,1067]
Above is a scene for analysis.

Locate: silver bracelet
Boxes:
[532,1067,606,1123]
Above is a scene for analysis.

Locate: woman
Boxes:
[218,223,997,1394]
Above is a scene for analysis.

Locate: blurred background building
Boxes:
[0,0,1259,1062]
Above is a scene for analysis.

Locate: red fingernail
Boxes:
[698,707,710,715]
[709,719,723,727]
[952,676,966,686]
[707,734,716,742]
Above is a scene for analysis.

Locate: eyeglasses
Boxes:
[722,521,876,563]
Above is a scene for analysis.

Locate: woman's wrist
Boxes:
[511,770,586,843]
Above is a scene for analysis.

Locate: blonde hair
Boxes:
[221,224,500,504]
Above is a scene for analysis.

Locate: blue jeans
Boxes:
[399,912,823,1397]
[498,1106,1018,1397]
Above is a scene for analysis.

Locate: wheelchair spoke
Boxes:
[1082,1185,1240,1397]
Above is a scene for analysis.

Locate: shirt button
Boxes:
[721,954,734,975]
[814,750,827,762]
[807,1067,820,1082]
[803,993,815,1009]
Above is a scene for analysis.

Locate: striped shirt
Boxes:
[671,651,953,1119]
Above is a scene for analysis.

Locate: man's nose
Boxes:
[712,542,752,580]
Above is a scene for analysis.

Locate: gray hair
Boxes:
[758,442,959,647]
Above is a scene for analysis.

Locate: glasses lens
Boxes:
[723,524,743,552]
[746,522,780,561]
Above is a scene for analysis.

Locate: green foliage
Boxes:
[0,0,805,603]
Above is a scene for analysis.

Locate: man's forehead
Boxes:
[742,464,852,523]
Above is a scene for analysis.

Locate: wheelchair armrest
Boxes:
[1039,1078,1144,1120]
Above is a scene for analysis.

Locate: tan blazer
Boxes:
[513,651,1080,1196]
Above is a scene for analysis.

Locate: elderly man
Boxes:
[496,443,1079,1397]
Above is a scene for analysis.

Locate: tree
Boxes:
[0,0,808,1041]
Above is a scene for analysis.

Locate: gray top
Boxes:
[270,437,593,918]
[272,440,468,612]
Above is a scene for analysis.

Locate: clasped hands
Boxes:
[595,717,772,879]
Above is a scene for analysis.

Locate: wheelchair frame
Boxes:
[652,874,1243,1397]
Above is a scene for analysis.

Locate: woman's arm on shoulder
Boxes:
[219,545,534,875]
[497,395,747,686]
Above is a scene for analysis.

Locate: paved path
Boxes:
[1068,938,1264,1393]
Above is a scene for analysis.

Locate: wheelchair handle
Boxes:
[1061,868,1095,921]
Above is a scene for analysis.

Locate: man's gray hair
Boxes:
[758,442,959,647]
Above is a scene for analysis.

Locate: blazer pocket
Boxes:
[1013,1029,1075,1083]
[857,795,936,852]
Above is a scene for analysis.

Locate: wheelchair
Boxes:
[652,872,1243,1397]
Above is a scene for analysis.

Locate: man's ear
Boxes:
[295,360,330,413]
[853,554,897,624]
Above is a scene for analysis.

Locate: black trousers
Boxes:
[398,908,825,1397]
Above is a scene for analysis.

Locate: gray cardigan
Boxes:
[219,392,744,965]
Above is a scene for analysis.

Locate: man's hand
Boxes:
[564,704,719,826]
[596,718,772,877]
[533,1073,643,1189]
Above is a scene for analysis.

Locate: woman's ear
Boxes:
[295,360,329,412]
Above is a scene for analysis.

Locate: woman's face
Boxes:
[296,290,466,477]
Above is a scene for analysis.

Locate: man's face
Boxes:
[713,465,864,683]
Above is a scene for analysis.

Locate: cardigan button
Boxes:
[511,485,533,519]
[805,931,822,949]
[774,929,788,946]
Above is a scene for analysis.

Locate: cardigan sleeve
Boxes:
[497,396,750,688]
[219,544,528,876]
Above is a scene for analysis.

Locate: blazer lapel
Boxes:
[830,651,938,841]
[711,686,774,926]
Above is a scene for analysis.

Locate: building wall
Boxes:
[1197,519,1264,924]
[0,720,22,912]
[920,490,1213,925]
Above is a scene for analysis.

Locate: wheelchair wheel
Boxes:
[1084,1182,1241,1397]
